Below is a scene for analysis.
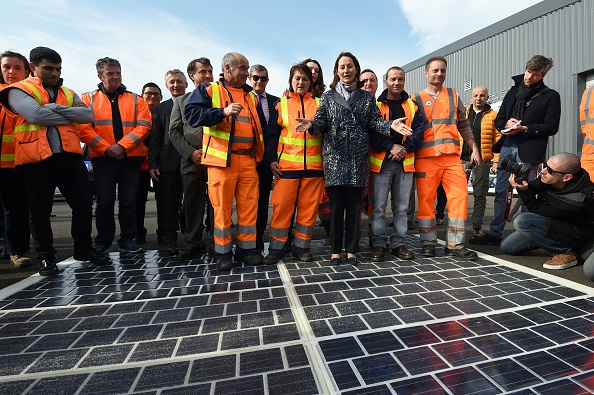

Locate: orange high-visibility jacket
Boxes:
[581,85,594,156]
[2,77,82,166]
[0,83,17,168]
[275,92,322,171]
[413,87,460,159]
[369,98,417,173]
[79,88,151,158]
[201,82,264,167]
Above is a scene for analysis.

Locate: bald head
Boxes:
[551,152,581,175]
[471,86,489,111]
[222,52,249,88]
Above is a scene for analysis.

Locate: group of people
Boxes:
[2,45,594,280]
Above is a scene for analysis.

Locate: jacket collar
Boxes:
[377,88,410,103]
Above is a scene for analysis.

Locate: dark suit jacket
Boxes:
[494,74,561,164]
[149,98,181,172]
[258,92,280,166]
[169,92,204,175]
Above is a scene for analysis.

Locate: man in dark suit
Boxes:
[470,55,561,246]
[169,58,214,259]
[250,64,280,251]
[148,69,188,253]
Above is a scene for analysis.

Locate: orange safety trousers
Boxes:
[583,156,594,183]
[207,154,259,254]
[415,154,468,248]
[268,177,325,251]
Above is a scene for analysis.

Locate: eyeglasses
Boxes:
[542,162,571,175]
[143,92,161,97]
[251,75,268,82]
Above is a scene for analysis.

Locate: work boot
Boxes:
[216,258,233,271]
[242,253,264,266]
[10,254,33,268]
[263,253,283,265]
[293,251,313,262]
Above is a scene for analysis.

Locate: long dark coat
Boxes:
[311,88,392,187]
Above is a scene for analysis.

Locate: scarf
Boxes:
[335,80,358,102]
[512,79,545,120]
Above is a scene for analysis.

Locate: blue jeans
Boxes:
[488,145,539,238]
[501,212,570,255]
[370,161,413,249]
[92,157,142,246]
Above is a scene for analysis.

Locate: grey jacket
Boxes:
[169,91,204,175]
[311,88,392,187]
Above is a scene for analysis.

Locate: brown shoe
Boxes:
[543,251,578,270]
[371,247,385,262]
[391,246,415,260]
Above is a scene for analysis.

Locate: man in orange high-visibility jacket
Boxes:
[369,66,424,262]
[0,50,33,269]
[185,52,265,271]
[412,56,481,260]
[580,84,594,182]
[79,57,151,255]
[0,47,110,276]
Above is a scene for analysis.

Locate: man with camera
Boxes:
[470,55,561,246]
[500,153,594,270]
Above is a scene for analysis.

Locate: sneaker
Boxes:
[39,259,59,276]
[469,233,502,246]
[119,240,142,253]
[73,251,111,265]
[473,227,483,237]
[10,254,33,268]
[94,244,111,254]
[543,251,578,270]
[444,247,478,260]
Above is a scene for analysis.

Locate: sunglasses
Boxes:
[251,75,268,82]
[542,162,571,175]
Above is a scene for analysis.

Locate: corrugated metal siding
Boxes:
[404,0,594,157]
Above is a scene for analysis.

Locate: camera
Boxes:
[498,158,532,184]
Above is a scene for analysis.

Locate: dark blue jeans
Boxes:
[501,212,570,255]
[92,157,141,246]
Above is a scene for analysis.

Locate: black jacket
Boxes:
[519,168,594,248]
[495,74,561,163]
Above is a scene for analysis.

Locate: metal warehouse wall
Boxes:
[403,0,594,156]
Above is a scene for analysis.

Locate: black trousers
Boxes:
[256,162,273,250]
[136,170,150,239]
[0,168,30,254]
[18,153,93,260]
[181,168,208,251]
[327,186,364,255]
[154,170,183,242]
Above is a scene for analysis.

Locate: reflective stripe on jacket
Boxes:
[276,92,322,171]
[9,77,82,165]
[369,98,416,173]
[581,85,594,156]
[79,89,151,157]
[201,81,264,167]
[0,83,16,168]
[413,87,460,158]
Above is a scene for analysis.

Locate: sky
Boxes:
[2,0,543,99]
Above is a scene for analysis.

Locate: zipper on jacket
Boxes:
[299,98,307,170]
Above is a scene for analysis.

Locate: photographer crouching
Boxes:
[501,153,594,271]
